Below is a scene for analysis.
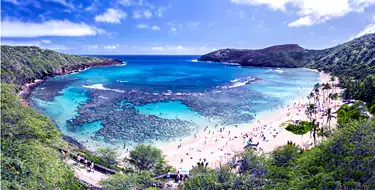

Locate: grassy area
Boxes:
[285,121,313,135]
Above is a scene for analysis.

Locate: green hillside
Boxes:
[1,46,121,86]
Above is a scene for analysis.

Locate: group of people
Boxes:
[76,155,95,172]
[63,144,95,173]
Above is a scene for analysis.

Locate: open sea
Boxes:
[31,55,320,150]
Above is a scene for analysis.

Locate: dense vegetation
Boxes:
[182,118,375,189]
[285,121,313,135]
[1,84,83,189]
[1,45,121,86]
[0,47,122,189]
[101,145,173,190]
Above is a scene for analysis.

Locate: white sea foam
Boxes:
[228,81,248,88]
[116,80,129,83]
[99,96,108,99]
[223,77,257,89]
[82,84,125,93]
[191,59,198,62]
[275,69,284,73]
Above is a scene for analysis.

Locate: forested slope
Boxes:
[0,46,122,189]
[1,46,122,86]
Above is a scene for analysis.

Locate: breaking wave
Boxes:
[82,84,125,93]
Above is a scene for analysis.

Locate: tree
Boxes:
[306,103,318,121]
[266,142,301,188]
[290,119,375,189]
[311,119,320,146]
[128,144,166,175]
[238,148,268,178]
[330,93,339,108]
[337,102,368,127]
[324,108,336,128]
[1,84,80,189]
[96,148,119,169]
[270,141,300,167]
[182,169,219,190]
[322,83,332,107]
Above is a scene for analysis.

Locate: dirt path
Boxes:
[65,159,109,187]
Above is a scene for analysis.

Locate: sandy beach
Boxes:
[159,71,343,170]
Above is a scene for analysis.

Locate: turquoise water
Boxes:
[31,55,320,150]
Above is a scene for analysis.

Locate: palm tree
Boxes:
[330,76,336,93]
[311,119,319,146]
[308,92,315,104]
[328,93,333,106]
[313,83,320,107]
[330,93,339,108]
[313,83,321,92]
[322,83,332,107]
[323,108,336,128]
[306,103,317,121]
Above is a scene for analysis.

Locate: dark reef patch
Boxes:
[64,77,279,143]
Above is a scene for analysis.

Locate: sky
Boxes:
[1,0,375,55]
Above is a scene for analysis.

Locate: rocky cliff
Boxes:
[1,46,123,87]
[198,34,375,70]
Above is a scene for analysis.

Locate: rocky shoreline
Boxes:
[18,59,124,105]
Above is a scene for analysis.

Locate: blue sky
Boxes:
[1,0,375,55]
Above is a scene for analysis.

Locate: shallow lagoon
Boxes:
[31,55,319,150]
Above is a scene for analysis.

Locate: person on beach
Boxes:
[76,155,81,165]
[176,171,181,182]
[84,159,88,170]
[89,161,94,172]
[167,171,171,179]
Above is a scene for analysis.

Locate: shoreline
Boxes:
[21,64,342,170]
[18,60,124,105]
[157,71,342,169]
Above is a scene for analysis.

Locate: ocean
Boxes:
[31,55,320,150]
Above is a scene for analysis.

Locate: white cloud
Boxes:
[46,0,75,9]
[104,44,120,49]
[118,0,133,6]
[231,0,375,27]
[354,24,375,38]
[133,10,143,19]
[151,26,161,30]
[4,0,19,5]
[151,46,165,51]
[155,6,167,17]
[237,10,246,19]
[143,10,153,18]
[146,45,215,54]
[136,24,149,29]
[1,20,104,37]
[48,45,72,50]
[136,24,161,31]
[95,9,126,24]
[1,40,42,46]
[1,40,73,51]
[85,0,99,12]
[169,26,177,33]
[230,0,290,11]
[133,9,153,19]
[86,44,98,50]
[187,22,200,29]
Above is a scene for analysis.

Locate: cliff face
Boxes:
[198,34,375,70]
[1,46,123,86]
